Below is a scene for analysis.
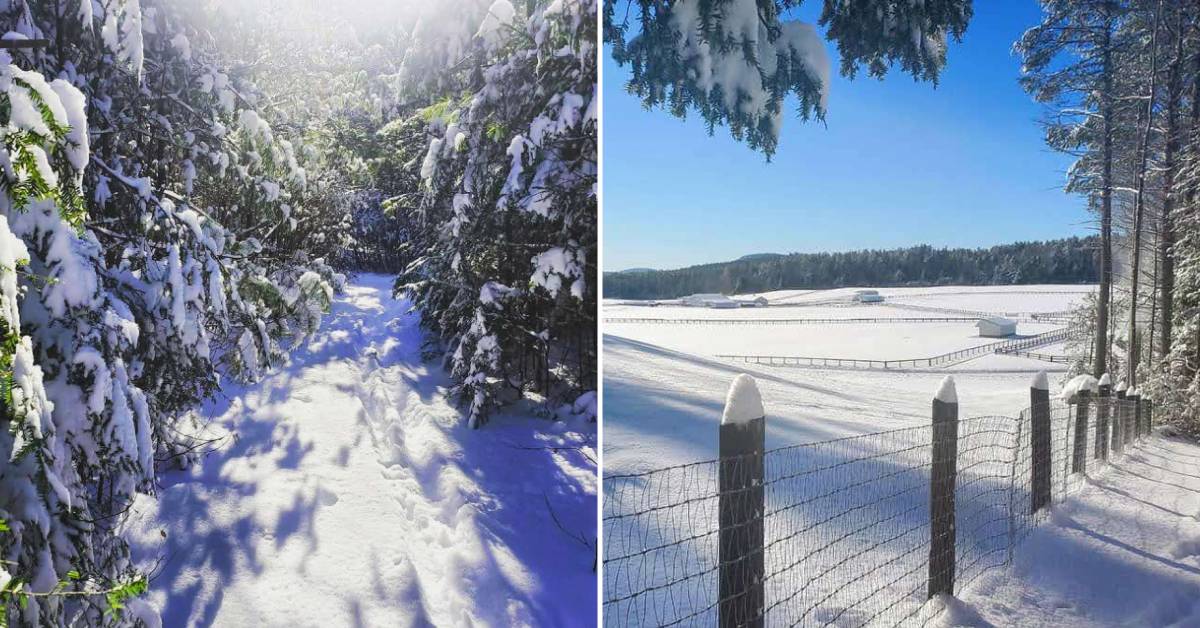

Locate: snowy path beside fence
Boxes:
[126,274,597,626]
[953,432,1200,627]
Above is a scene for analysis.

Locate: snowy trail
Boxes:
[127,275,597,627]
[955,433,1200,627]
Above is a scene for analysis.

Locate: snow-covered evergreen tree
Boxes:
[390,0,598,427]
[0,1,346,622]
[0,51,157,626]
[604,0,973,156]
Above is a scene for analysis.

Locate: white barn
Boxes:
[976,317,1017,338]
[853,289,884,303]
[682,293,739,308]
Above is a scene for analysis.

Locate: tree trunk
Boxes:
[1095,12,1115,379]
[1126,0,1165,388]
[1158,7,1185,362]
[1187,13,1200,377]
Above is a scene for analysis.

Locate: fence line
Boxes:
[604,316,982,326]
[881,289,1092,299]
[716,329,1070,370]
[603,376,1148,627]
[613,299,1077,323]
[1002,350,1070,364]
[884,301,1071,324]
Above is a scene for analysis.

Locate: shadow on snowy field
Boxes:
[602,335,903,473]
[134,404,325,625]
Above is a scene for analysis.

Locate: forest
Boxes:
[1014,0,1200,434]
[604,236,1099,299]
[0,0,595,624]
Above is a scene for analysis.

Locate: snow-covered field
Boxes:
[128,275,597,627]
[603,285,1087,472]
[608,284,1092,318]
[603,334,1055,475]
[744,284,1092,307]
[605,303,963,320]
[886,291,1088,315]
[608,320,1062,361]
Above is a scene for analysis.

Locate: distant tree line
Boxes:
[605,237,1099,299]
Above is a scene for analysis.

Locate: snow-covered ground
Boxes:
[603,284,1200,625]
[951,433,1200,627]
[127,274,597,626]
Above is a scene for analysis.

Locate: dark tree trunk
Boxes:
[1126,0,1165,388]
[1157,6,1186,362]
[1095,12,1115,379]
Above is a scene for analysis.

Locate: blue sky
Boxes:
[602,2,1090,272]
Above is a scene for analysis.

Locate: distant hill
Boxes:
[738,253,784,261]
[615,267,657,274]
[604,236,1099,300]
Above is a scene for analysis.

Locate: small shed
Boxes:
[853,289,884,303]
[976,317,1017,338]
[737,296,769,307]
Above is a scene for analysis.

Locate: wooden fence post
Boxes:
[1030,372,1052,514]
[929,376,959,599]
[1113,386,1127,454]
[1129,391,1141,441]
[1072,389,1091,474]
[1096,374,1111,460]
[719,374,765,628]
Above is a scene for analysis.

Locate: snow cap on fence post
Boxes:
[1032,370,1049,391]
[1060,374,1098,403]
[935,375,957,404]
[722,374,765,426]
[1099,372,1112,388]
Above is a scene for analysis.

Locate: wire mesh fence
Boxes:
[603,388,1150,627]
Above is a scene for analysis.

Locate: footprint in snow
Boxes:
[317,487,340,507]
[1170,536,1200,560]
